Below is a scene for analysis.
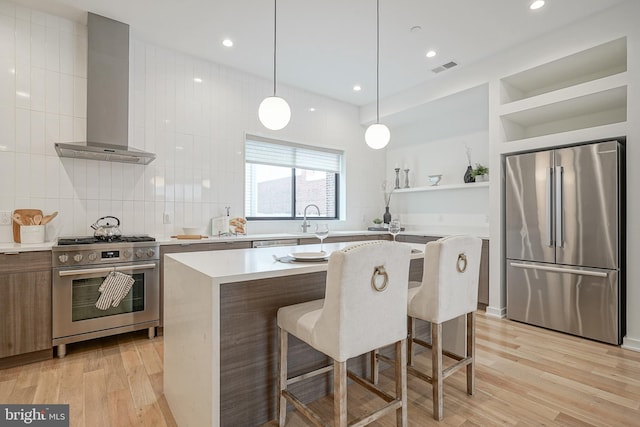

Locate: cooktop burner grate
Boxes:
[57,235,156,245]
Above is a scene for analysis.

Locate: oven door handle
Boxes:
[58,263,157,277]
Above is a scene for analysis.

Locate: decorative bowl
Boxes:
[428,174,442,186]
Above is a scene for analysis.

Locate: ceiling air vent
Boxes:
[431,60,458,74]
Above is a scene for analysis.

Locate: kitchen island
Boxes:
[163,240,424,427]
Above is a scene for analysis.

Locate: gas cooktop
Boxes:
[57,235,156,245]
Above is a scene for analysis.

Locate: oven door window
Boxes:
[71,273,145,321]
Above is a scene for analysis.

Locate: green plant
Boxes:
[372,218,383,225]
[471,163,489,177]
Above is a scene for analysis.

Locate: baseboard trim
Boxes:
[486,306,506,318]
[0,348,53,369]
[622,336,640,353]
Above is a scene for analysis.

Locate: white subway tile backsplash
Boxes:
[45,155,59,198]
[29,110,44,153]
[14,5,29,21]
[45,70,60,113]
[30,66,45,111]
[98,161,111,200]
[0,0,14,17]
[29,154,45,198]
[59,114,72,141]
[59,29,74,75]
[0,106,14,151]
[59,73,73,115]
[0,151,15,193]
[14,152,29,196]
[44,112,59,155]
[58,158,73,199]
[44,25,60,71]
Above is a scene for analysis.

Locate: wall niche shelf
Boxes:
[498,37,627,143]
[394,181,489,194]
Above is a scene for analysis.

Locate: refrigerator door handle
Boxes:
[509,262,608,278]
[555,165,564,248]
[546,167,553,247]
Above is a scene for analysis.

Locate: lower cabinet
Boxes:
[0,251,52,368]
[397,235,490,308]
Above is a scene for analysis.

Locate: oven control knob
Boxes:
[58,254,69,263]
[88,252,97,262]
[146,249,155,258]
[123,249,132,258]
[73,254,83,263]
[135,249,144,258]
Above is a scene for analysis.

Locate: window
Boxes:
[245,135,342,220]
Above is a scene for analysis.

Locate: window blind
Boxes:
[245,135,342,173]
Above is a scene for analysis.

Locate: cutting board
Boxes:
[13,209,43,243]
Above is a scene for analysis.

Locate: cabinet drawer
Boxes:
[0,251,52,274]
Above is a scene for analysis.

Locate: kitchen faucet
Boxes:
[301,204,320,233]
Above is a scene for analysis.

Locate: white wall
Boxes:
[369,0,640,351]
[0,0,385,242]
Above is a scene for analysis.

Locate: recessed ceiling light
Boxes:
[426,50,436,58]
[309,107,316,112]
[222,38,233,47]
[193,77,202,83]
[530,0,545,10]
[353,85,362,91]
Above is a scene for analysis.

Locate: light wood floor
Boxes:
[1,313,639,426]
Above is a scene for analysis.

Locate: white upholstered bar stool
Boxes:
[277,241,411,427]
[407,235,482,421]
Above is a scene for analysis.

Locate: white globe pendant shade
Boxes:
[258,96,291,130]
[365,123,390,149]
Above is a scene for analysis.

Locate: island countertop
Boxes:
[164,240,425,284]
[163,240,425,426]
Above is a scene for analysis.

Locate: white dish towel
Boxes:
[95,271,135,310]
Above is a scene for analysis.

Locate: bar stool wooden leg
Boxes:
[278,328,288,427]
[370,349,379,384]
[432,322,443,421]
[407,317,415,367]
[466,311,475,395]
[396,339,408,427]
[334,360,347,427]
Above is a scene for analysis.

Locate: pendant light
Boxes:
[364,0,391,150]
[365,0,390,149]
[259,0,291,130]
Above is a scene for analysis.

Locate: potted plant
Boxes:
[471,163,489,181]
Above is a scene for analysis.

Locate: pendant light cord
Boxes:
[273,0,278,96]
[376,0,380,124]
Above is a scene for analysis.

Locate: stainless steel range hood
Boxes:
[55,13,155,165]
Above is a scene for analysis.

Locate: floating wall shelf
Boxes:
[394,181,489,194]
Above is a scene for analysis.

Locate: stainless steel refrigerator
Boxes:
[505,139,625,345]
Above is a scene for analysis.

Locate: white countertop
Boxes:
[165,240,425,284]
[156,230,388,245]
[0,226,488,253]
[0,241,56,253]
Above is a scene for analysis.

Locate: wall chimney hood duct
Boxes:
[55,13,156,165]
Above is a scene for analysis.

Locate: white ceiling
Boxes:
[12,0,627,106]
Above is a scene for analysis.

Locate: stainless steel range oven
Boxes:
[52,237,159,357]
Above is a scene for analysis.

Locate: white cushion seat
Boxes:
[406,235,482,421]
[276,240,411,427]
